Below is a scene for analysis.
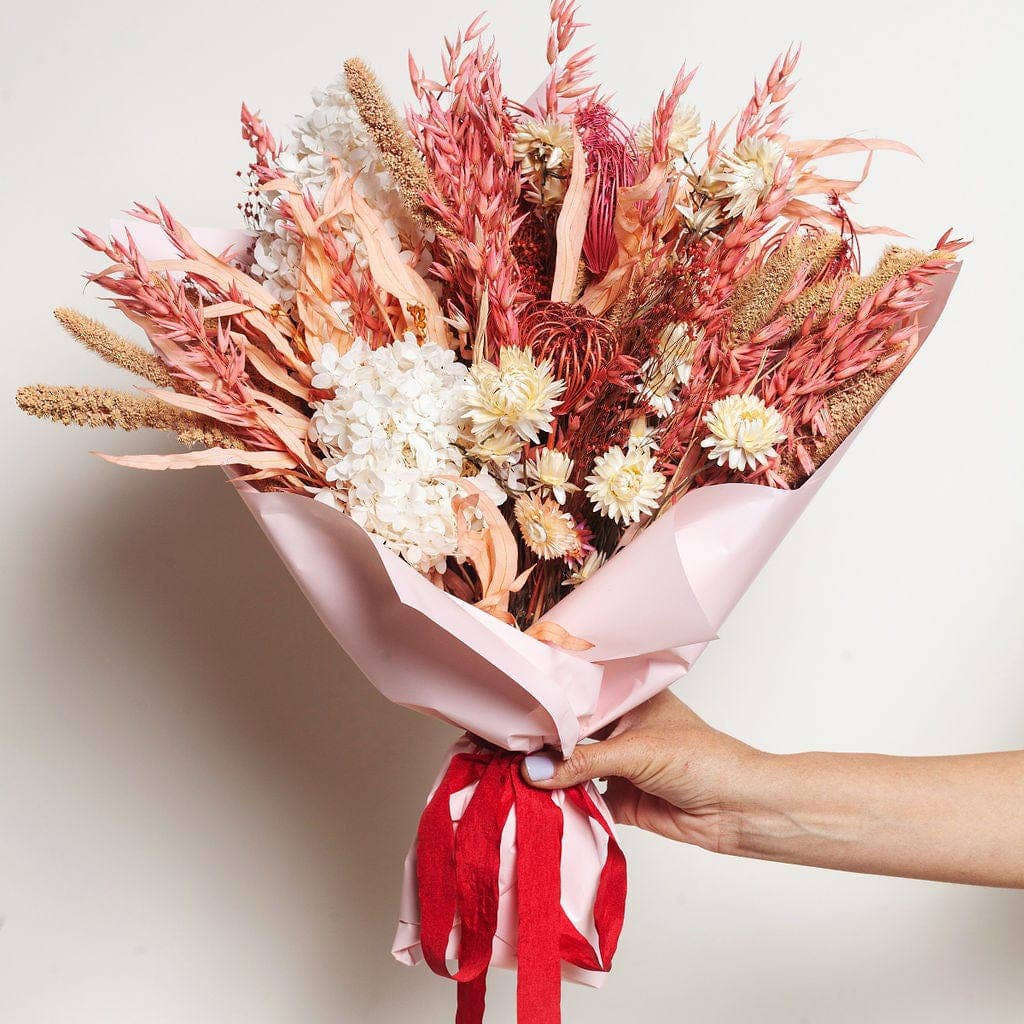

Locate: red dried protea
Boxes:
[521,301,618,411]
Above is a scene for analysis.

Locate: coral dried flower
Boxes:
[514,494,581,560]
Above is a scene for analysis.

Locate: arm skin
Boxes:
[521,690,1024,888]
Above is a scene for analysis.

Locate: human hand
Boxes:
[521,690,765,854]
[522,690,1024,887]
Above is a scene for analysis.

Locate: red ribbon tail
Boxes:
[512,771,564,1024]
[415,746,627,1024]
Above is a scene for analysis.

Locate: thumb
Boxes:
[521,735,641,790]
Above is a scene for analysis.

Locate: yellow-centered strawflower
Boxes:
[585,445,666,525]
[525,448,577,505]
[462,347,565,444]
[701,394,786,471]
[513,494,581,560]
[706,136,786,221]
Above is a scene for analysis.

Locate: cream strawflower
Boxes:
[462,425,524,466]
[563,550,607,588]
[462,347,565,444]
[627,415,659,451]
[525,448,577,505]
[513,494,581,560]
[636,105,701,164]
[706,136,786,221]
[701,394,786,471]
[513,117,574,205]
[585,445,666,525]
[638,321,699,417]
[311,335,467,573]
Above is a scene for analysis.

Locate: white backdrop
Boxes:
[3,0,1023,1020]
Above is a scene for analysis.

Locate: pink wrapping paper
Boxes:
[232,270,956,983]
[232,269,957,760]
[125,221,956,987]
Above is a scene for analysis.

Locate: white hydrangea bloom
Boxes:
[311,336,468,573]
[252,75,426,316]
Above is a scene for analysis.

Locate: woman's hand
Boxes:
[521,690,1024,888]
[522,690,764,853]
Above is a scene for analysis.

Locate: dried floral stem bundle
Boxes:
[19,1,962,632]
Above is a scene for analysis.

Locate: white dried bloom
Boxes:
[513,117,574,206]
[627,415,660,451]
[637,357,680,417]
[676,194,728,235]
[701,394,786,472]
[461,425,525,466]
[252,74,426,316]
[636,105,701,165]
[513,495,581,561]
[705,137,786,221]
[563,550,607,587]
[311,336,467,573]
[637,322,698,417]
[462,347,564,444]
[585,445,666,525]
[525,448,577,505]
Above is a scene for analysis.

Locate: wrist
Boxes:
[715,750,817,860]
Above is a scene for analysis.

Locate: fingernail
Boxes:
[524,753,557,782]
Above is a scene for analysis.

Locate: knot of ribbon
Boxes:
[415,744,627,1024]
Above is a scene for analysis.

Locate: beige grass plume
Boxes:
[779,364,901,486]
[729,233,846,345]
[343,57,445,234]
[16,384,242,449]
[54,307,177,388]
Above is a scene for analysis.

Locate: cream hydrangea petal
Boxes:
[311,336,467,572]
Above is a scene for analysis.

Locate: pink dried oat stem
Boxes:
[408,17,525,353]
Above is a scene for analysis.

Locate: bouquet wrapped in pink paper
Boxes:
[18,5,962,1021]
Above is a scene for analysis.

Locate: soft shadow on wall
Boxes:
[32,456,462,1019]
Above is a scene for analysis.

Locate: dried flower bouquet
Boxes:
[18,5,962,1022]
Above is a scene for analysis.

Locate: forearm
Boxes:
[726,750,1024,887]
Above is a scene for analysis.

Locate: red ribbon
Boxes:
[415,744,627,1024]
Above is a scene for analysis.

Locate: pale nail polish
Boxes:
[524,753,556,781]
